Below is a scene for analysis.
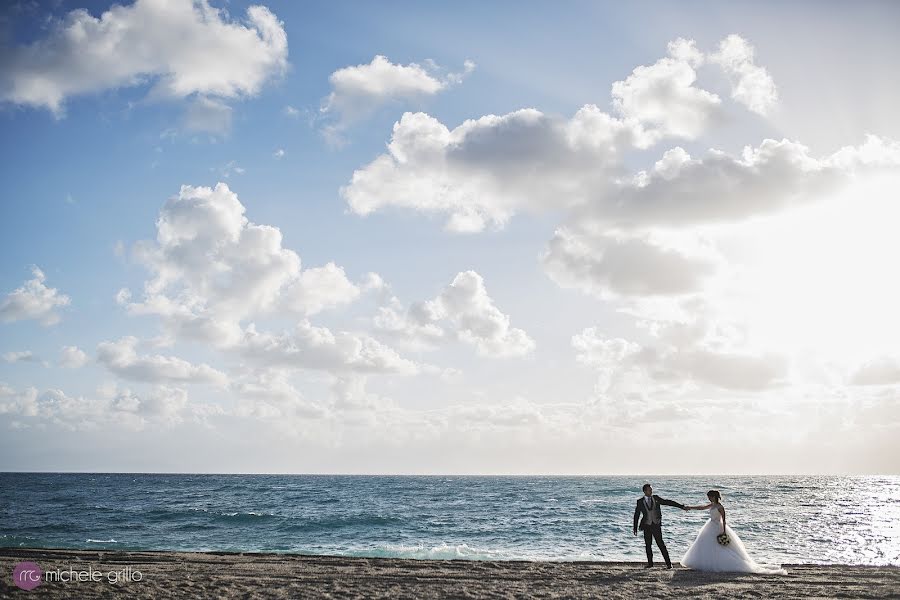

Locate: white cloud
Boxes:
[0,0,288,116]
[128,386,189,425]
[341,107,630,232]
[374,297,447,351]
[345,118,880,234]
[273,148,285,159]
[2,350,39,364]
[238,321,420,375]
[135,182,292,322]
[542,227,721,298]
[329,374,400,413]
[665,348,789,391]
[121,183,369,346]
[538,137,900,360]
[711,34,778,115]
[215,160,245,178]
[59,346,89,369]
[430,271,535,358]
[339,35,786,233]
[574,137,900,230]
[282,263,361,316]
[850,357,900,386]
[101,384,190,427]
[324,55,442,110]
[573,310,790,395]
[376,271,535,358]
[120,293,243,348]
[96,336,227,385]
[321,55,474,130]
[573,329,641,368]
[0,383,190,430]
[230,369,327,419]
[183,96,233,135]
[0,266,70,325]
[112,183,424,389]
[611,38,721,144]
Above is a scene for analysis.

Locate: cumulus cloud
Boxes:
[339,35,785,232]
[2,350,40,364]
[572,330,641,368]
[0,266,70,325]
[0,383,190,429]
[0,0,288,116]
[577,137,900,230]
[59,345,89,368]
[230,369,327,419]
[342,107,631,232]
[111,182,425,392]
[572,330,643,395]
[348,116,900,239]
[121,183,367,345]
[611,38,721,144]
[320,55,474,138]
[573,321,788,394]
[710,34,778,115]
[665,348,789,391]
[375,271,535,358]
[282,263,362,316]
[238,321,420,375]
[133,182,298,320]
[374,298,447,351]
[98,384,190,427]
[329,373,405,414]
[850,357,900,386]
[96,336,227,385]
[542,227,721,298]
[538,135,900,318]
[429,271,535,357]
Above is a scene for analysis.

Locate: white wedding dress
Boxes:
[680,506,787,574]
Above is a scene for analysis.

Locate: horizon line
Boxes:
[1,471,895,477]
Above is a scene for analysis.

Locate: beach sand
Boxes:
[1,548,898,598]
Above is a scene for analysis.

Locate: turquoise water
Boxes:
[1,474,897,565]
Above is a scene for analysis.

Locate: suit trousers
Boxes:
[643,523,671,566]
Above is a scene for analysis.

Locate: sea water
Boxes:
[1,474,897,565]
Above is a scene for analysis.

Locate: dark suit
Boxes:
[633,494,685,567]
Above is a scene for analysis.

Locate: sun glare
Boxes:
[729,174,900,365]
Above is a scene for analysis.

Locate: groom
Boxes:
[632,483,686,569]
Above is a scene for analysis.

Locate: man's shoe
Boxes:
[666,564,673,569]
[644,564,654,569]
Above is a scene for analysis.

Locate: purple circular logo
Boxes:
[13,561,42,590]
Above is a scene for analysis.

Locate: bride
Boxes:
[681,490,787,574]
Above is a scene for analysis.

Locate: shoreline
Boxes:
[2,548,899,599]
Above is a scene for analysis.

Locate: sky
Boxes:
[1,0,899,475]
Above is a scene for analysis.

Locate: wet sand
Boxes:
[1,548,898,598]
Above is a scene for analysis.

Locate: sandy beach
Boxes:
[1,548,897,599]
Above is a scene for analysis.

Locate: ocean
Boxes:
[1,474,897,565]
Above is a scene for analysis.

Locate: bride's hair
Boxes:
[707,490,722,502]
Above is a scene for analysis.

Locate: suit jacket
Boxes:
[633,494,685,531]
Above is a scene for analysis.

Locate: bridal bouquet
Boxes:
[716,533,730,546]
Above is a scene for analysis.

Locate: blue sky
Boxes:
[2,0,900,474]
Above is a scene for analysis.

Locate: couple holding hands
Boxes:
[633,483,786,574]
